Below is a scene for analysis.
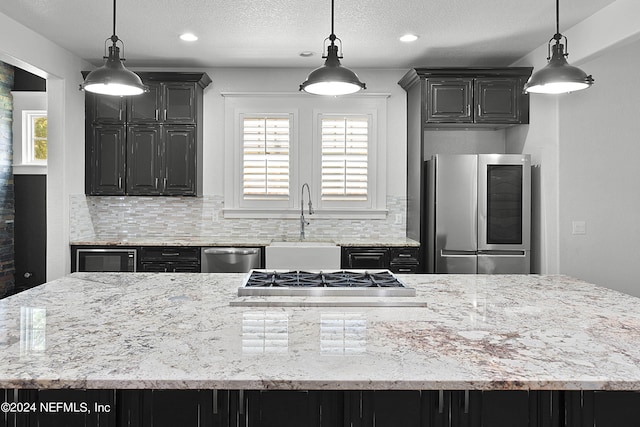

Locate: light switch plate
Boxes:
[572,221,586,235]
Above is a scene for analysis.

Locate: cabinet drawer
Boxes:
[341,247,390,269]
[139,246,200,262]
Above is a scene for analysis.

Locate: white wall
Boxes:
[511,0,640,293]
[558,38,640,296]
[0,11,90,281]
[197,68,408,198]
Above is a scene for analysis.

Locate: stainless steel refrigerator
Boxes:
[426,154,531,274]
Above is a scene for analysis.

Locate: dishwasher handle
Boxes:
[203,247,260,256]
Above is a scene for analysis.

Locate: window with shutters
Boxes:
[223,93,386,218]
[242,116,290,201]
[320,115,369,202]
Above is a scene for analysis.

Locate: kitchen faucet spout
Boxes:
[300,183,314,239]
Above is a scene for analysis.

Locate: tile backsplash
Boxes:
[69,195,407,242]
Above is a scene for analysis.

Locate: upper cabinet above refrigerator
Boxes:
[399,68,532,129]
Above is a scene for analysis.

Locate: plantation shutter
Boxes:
[321,116,368,201]
[243,116,290,200]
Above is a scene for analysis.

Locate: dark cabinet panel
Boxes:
[14,175,47,292]
[163,126,196,195]
[400,68,532,129]
[84,72,210,196]
[342,247,389,269]
[566,391,640,427]
[342,247,421,272]
[475,78,523,123]
[164,83,197,123]
[127,83,161,123]
[127,126,162,195]
[88,94,126,123]
[244,390,342,427]
[138,246,200,272]
[89,125,126,195]
[357,391,426,427]
[426,79,474,123]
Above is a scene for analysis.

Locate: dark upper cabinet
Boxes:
[400,68,532,128]
[84,72,211,196]
[126,125,197,196]
[127,82,197,124]
[475,77,523,123]
[89,125,126,195]
[127,126,162,195]
[87,94,126,123]
[164,83,197,123]
[426,78,474,123]
[163,125,197,195]
[127,83,161,123]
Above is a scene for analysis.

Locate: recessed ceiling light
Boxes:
[299,51,314,57]
[400,34,419,43]
[180,33,198,42]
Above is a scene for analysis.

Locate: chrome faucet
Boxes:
[300,183,314,239]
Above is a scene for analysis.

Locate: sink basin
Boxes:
[266,241,341,270]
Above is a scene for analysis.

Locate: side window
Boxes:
[24,111,48,164]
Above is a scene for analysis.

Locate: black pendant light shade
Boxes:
[80,0,146,96]
[300,0,366,96]
[524,0,594,94]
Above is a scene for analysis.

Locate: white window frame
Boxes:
[223,92,387,219]
[239,113,294,208]
[24,110,47,165]
[11,91,47,175]
[314,112,376,211]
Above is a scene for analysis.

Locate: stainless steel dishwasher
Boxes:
[200,247,262,272]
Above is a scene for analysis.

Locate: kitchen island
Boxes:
[1,273,640,426]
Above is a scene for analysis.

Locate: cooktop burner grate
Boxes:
[239,270,416,297]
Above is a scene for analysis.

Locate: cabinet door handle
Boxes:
[155,109,159,121]
[398,253,412,258]
[438,390,444,414]
[118,177,122,189]
[155,178,158,189]
[464,390,470,414]
[212,390,218,415]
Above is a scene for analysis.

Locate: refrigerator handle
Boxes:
[477,250,527,256]
[441,250,477,257]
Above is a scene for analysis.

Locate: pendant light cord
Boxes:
[110,0,119,44]
[553,0,561,41]
[329,0,336,44]
[331,0,334,36]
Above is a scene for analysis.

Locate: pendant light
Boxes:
[299,0,366,96]
[524,0,594,94]
[80,0,146,96]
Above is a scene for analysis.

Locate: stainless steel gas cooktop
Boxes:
[238,270,416,297]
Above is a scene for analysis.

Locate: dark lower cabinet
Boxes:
[243,390,342,427]
[341,246,421,272]
[565,391,640,427]
[2,389,639,427]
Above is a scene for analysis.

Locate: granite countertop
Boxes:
[69,236,420,247]
[1,273,640,391]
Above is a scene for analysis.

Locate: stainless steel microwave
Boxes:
[75,248,137,272]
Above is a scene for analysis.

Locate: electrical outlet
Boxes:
[394,214,403,225]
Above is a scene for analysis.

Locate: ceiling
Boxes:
[0,0,616,69]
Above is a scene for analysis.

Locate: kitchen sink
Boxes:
[265,241,341,270]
